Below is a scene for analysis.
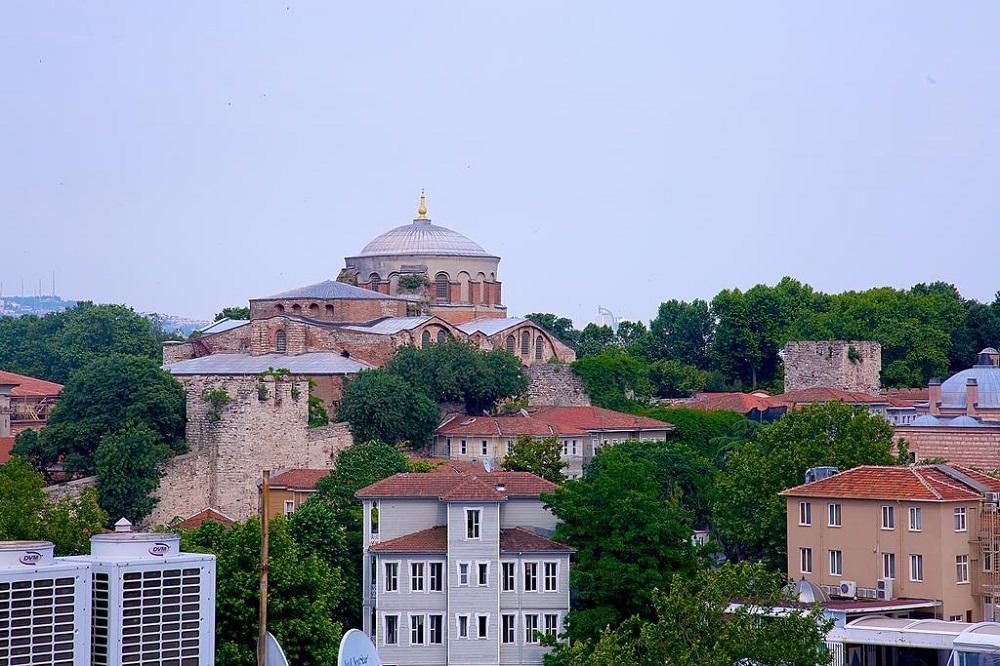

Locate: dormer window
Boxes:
[276,330,287,353]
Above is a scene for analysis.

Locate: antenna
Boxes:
[483,458,494,473]
[597,306,620,334]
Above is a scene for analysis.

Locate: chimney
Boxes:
[967,378,979,417]
[928,378,942,416]
[0,383,16,439]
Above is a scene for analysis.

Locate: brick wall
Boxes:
[527,365,591,407]
[249,298,406,323]
[895,425,1000,470]
[783,340,882,393]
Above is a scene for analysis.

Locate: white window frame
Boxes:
[384,561,399,592]
[501,561,516,592]
[460,439,467,455]
[501,613,516,645]
[800,547,813,574]
[481,440,488,455]
[457,561,470,587]
[909,506,922,532]
[543,561,558,592]
[524,613,540,644]
[524,561,539,592]
[429,614,443,644]
[957,554,970,583]
[543,613,559,638]
[827,502,841,527]
[476,613,490,640]
[955,507,968,532]
[457,614,470,640]
[910,554,924,582]
[411,562,425,593]
[429,561,443,592]
[409,613,426,646]
[476,561,490,587]
[882,552,896,579]
[384,614,400,646]
[829,549,843,576]
[799,501,812,526]
[881,505,895,530]
[466,508,482,540]
[283,500,295,517]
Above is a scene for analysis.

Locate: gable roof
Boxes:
[175,508,235,530]
[774,387,888,406]
[258,280,405,302]
[369,526,574,554]
[0,438,14,465]
[457,317,529,337]
[0,370,63,398]
[501,527,575,554]
[341,316,434,335]
[675,391,776,413]
[356,470,558,501]
[780,465,1000,502]
[436,406,673,438]
[437,415,556,437]
[269,468,330,491]
[163,352,372,376]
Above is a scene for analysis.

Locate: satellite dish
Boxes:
[260,632,289,666]
[483,458,494,473]
[338,628,382,666]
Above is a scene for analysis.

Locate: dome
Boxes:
[356,219,493,258]
[786,579,829,604]
[940,366,1000,409]
[949,415,986,427]
[912,414,942,427]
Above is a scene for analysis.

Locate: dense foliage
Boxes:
[501,435,567,483]
[94,425,171,525]
[525,313,579,347]
[213,306,251,321]
[335,370,440,445]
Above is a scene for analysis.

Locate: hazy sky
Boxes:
[3,2,998,326]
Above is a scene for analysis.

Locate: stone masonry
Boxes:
[782,340,882,394]
[895,424,1000,470]
[526,364,591,407]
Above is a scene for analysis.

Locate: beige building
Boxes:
[263,468,329,518]
[782,464,1000,622]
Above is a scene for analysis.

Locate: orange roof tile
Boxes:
[356,470,558,501]
[780,465,1000,502]
[673,391,776,413]
[0,371,63,398]
[269,468,330,490]
[0,438,14,464]
[370,526,448,553]
[175,508,235,530]
[500,527,575,553]
[773,387,888,405]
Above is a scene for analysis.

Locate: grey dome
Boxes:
[940,366,1000,408]
[912,414,942,427]
[949,415,986,427]
[787,579,829,604]
[356,220,493,258]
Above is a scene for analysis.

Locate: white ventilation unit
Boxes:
[876,578,894,601]
[837,580,857,598]
[66,529,216,666]
[0,540,92,666]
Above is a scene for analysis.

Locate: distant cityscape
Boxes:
[0,294,208,336]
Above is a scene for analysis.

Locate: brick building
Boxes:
[0,370,63,464]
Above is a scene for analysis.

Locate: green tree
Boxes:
[181,517,345,666]
[575,324,618,358]
[307,380,330,428]
[712,401,900,567]
[648,359,706,398]
[545,563,832,666]
[336,370,440,445]
[647,298,714,367]
[544,445,697,643]
[525,313,579,347]
[94,425,171,525]
[572,347,653,411]
[287,497,354,619]
[214,306,251,321]
[501,435,566,483]
[635,406,756,464]
[40,487,107,555]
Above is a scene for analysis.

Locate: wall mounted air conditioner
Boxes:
[876,578,894,601]
[66,525,216,666]
[0,540,92,666]
[837,580,857,598]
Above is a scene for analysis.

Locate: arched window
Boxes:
[292,304,301,314]
[276,331,287,353]
[275,304,285,314]
[521,331,530,356]
[535,336,544,360]
[435,273,450,301]
[325,304,334,317]
[369,273,381,290]
[308,303,319,316]
[506,335,515,353]
[421,330,431,346]
[437,330,447,343]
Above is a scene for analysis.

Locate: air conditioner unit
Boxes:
[838,580,857,598]
[66,527,216,666]
[0,540,92,666]
[877,578,894,601]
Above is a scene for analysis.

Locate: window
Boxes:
[291,304,301,314]
[384,562,398,592]
[524,562,538,591]
[800,547,813,574]
[458,562,470,586]
[910,554,924,582]
[429,562,443,591]
[502,335,514,354]
[411,562,425,592]
[544,613,559,638]
[521,330,530,356]
[429,615,443,644]
[881,505,895,530]
[466,509,481,539]
[502,562,515,591]
[799,501,812,526]
[460,439,467,455]
[457,614,469,639]
[525,614,540,644]
[985,542,999,573]
[909,506,922,531]
[275,304,285,314]
[535,336,544,360]
[957,555,970,583]
[477,614,489,639]
[955,507,968,532]
[370,502,379,535]
[477,562,489,586]
[276,330,287,353]
[283,500,295,517]
[384,615,399,645]
[481,440,488,455]
[410,614,425,645]
[950,615,963,622]
[505,440,512,455]
[544,562,558,591]
[308,303,319,315]
[437,329,447,343]
[325,304,334,317]
[829,549,843,576]
[882,552,896,579]
[369,273,381,289]
[421,330,431,346]
[828,503,841,527]
[435,273,450,300]
[563,440,568,456]
[502,614,516,644]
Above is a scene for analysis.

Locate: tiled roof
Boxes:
[175,508,235,530]
[370,526,448,553]
[0,370,63,397]
[260,279,406,301]
[774,387,888,405]
[0,438,14,464]
[673,391,775,414]
[673,387,890,414]
[356,470,558,501]
[500,527,575,553]
[436,406,672,438]
[341,316,434,335]
[780,465,1000,502]
[882,388,929,404]
[269,468,330,490]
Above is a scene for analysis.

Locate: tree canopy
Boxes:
[94,425,171,525]
[501,435,566,483]
[213,306,251,321]
[335,370,440,446]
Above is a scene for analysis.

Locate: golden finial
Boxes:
[416,189,428,220]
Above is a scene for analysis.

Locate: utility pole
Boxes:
[258,470,270,666]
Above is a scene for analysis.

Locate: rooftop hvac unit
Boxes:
[877,578,894,601]
[837,580,857,598]
[66,526,216,666]
[0,540,92,666]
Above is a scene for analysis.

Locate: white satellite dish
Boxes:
[261,632,289,666]
[483,458,494,472]
[339,628,382,666]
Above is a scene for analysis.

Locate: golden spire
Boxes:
[416,189,428,220]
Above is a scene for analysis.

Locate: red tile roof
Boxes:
[674,387,896,415]
[674,391,775,413]
[436,406,673,438]
[0,371,63,398]
[269,468,330,490]
[773,387,887,406]
[356,470,558,501]
[882,388,930,404]
[501,527,575,553]
[780,465,1000,502]
[175,507,235,530]
[0,438,14,464]
[370,526,448,553]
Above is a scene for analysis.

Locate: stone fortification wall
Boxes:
[527,365,591,407]
[783,340,882,393]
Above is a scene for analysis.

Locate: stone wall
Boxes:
[249,297,407,323]
[783,340,882,393]
[895,425,1000,470]
[147,374,354,525]
[526,365,591,407]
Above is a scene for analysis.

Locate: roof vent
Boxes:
[114,517,132,533]
[804,466,839,484]
[496,482,507,492]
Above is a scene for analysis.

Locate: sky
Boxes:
[2,2,999,326]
